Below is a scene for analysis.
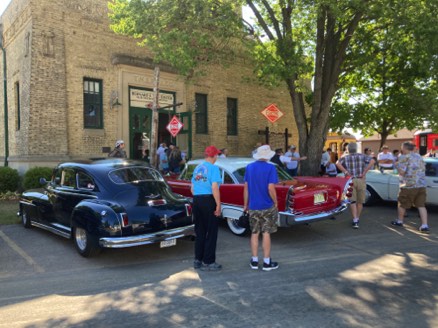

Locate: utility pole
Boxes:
[150,66,160,168]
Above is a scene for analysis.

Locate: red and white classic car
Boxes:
[167,158,353,236]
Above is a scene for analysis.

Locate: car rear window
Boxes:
[233,164,293,183]
[108,167,163,184]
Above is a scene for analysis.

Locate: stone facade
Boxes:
[0,0,298,173]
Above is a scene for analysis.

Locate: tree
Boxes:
[243,0,369,174]
[109,0,412,175]
[330,0,438,148]
[109,0,244,166]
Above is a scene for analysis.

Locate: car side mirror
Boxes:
[39,177,48,185]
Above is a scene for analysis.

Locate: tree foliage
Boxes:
[109,0,436,174]
[109,0,244,76]
[330,0,438,147]
[243,0,369,174]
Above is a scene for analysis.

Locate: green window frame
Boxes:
[226,97,238,136]
[195,93,208,134]
[83,78,103,129]
[15,82,20,131]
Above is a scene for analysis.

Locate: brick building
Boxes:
[0,0,298,173]
[358,128,416,154]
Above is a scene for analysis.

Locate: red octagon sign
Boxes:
[166,115,184,137]
[261,104,284,123]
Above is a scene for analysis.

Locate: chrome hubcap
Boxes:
[75,228,87,251]
[227,218,246,235]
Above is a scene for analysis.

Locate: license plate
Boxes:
[314,193,325,204]
[160,239,177,248]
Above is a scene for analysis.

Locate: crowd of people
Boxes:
[107,139,431,272]
[336,141,430,233]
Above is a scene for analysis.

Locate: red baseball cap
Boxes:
[204,145,220,157]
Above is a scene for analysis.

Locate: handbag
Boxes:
[238,211,250,229]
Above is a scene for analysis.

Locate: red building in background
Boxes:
[414,130,438,155]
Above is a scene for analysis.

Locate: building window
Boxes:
[195,93,208,134]
[83,78,103,129]
[226,97,238,136]
[15,82,20,131]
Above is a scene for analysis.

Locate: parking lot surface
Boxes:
[1,204,437,328]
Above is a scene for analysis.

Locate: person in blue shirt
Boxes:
[243,145,279,271]
[191,146,222,271]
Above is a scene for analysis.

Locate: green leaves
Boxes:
[108,0,245,76]
[331,0,438,140]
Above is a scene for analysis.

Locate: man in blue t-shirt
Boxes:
[191,146,222,271]
[244,145,279,271]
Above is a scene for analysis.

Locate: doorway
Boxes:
[129,108,152,160]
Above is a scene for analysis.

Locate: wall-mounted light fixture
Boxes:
[110,90,122,110]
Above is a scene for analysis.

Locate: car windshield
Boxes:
[233,164,293,183]
[108,167,163,184]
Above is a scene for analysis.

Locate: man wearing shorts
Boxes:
[336,143,375,229]
[391,142,429,233]
[243,145,279,271]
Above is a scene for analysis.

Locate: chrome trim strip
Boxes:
[30,221,71,239]
[278,201,350,226]
[19,200,37,207]
[99,224,195,248]
[52,223,71,232]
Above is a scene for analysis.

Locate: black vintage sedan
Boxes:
[18,159,194,257]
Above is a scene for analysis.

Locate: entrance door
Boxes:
[176,112,192,159]
[129,108,152,160]
[419,135,428,156]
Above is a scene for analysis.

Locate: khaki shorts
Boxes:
[398,187,427,209]
[351,178,366,204]
[248,206,278,234]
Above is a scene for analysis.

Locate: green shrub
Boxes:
[23,167,53,190]
[0,167,20,193]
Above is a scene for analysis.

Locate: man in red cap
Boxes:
[191,146,222,271]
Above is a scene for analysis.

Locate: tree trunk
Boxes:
[286,83,327,176]
[379,131,390,150]
[150,66,160,168]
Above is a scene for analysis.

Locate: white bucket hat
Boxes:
[253,145,275,160]
[115,140,125,148]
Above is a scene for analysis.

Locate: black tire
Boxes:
[73,226,101,257]
[21,206,32,229]
[226,217,249,237]
[364,186,380,206]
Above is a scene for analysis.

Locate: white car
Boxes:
[365,158,438,206]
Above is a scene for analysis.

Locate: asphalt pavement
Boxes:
[0,203,437,328]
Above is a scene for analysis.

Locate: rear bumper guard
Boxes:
[278,201,350,227]
[99,224,195,248]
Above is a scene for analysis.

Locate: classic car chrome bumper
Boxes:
[277,201,350,227]
[99,224,195,248]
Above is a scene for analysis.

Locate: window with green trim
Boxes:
[227,97,238,136]
[195,93,208,134]
[83,78,103,128]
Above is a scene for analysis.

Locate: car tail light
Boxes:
[120,213,129,227]
[185,204,193,217]
[341,179,354,199]
[288,191,295,211]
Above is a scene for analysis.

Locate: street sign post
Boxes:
[166,115,184,138]
[261,104,284,123]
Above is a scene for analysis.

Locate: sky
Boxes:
[0,0,12,16]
